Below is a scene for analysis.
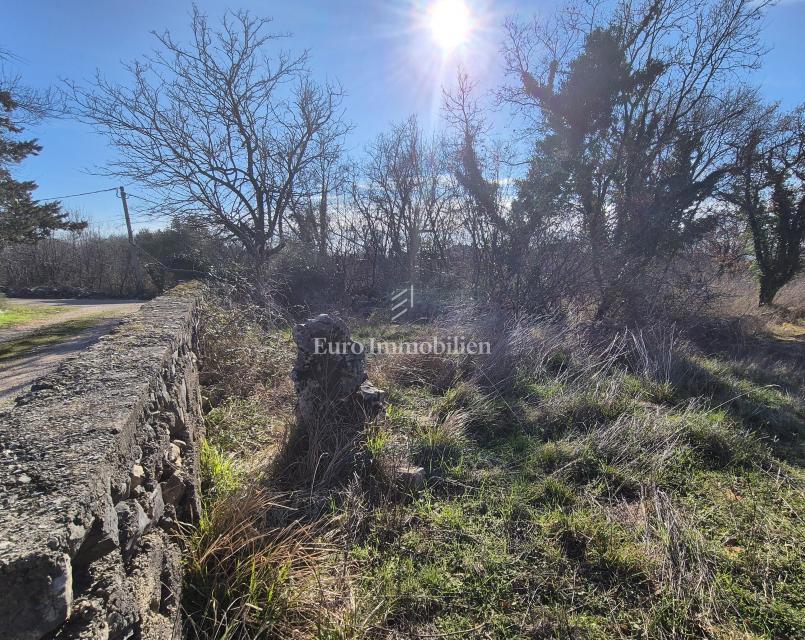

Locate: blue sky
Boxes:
[2,0,804,232]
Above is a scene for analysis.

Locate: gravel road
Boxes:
[0,298,144,405]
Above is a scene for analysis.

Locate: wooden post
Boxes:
[119,186,134,244]
[119,186,140,290]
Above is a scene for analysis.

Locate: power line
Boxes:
[35,187,119,202]
[126,192,163,208]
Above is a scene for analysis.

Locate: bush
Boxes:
[198,286,292,405]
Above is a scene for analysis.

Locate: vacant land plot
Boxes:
[185,296,805,640]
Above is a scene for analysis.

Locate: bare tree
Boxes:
[1,49,62,124]
[353,116,455,287]
[286,135,347,256]
[68,7,347,276]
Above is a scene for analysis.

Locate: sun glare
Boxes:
[428,0,472,52]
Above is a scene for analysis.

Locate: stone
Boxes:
[394,464,426,492]
[129,464,146,493]
[143,485,165,523]
[71,493,120,566]
[0,284,204,640]
[115,500,150,555]
[0,552,73,640]
[126,530,182,640]
[358,380,386,418]
[165,443,182,466]
[159,474,186,506]
[291,314,386,425]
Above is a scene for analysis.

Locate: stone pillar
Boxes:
[291,314,385,426]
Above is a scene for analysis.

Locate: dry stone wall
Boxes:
[0,284,204,640]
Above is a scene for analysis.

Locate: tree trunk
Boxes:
[758,276,780,306]
[318,182,328,257]
[408,224,419,286]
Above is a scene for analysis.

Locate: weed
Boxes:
[412,411,469,470]
[182,487,334,640]
[190,301,805,639]
[435,381,511,438]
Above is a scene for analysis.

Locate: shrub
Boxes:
[198,286,292,405]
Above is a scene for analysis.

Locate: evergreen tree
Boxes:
[729,110,805,305]
[504,0,767,317]
[0,85,84,247]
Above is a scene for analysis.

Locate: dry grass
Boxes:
[183,488,334,640]
[184,439,373,640]
[603,487,721,637]
[271,411,369,492]
[198,286,294,405]
[373,350,458,392]
[558,410,689,481]
[712,274,805,320]
[190,286,805,639]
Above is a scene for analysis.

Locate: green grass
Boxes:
[0,300,64,329]
[204,397,283,454]
[193,306,805,640]
[0,316,106,361]
[339,331,805,639]
[199,439,242,502]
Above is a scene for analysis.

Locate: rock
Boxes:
[125,529,182,639]
[358,381,386,418]
[165,443,182,466]
[159,474,186,506]
[71,493,120,566]
[0,285,204,640]
[144,485,165,523]
[129,464,146,493]
[291,314,386,425]
[115,501,150,555]
[394,465,426,491]
[0,552,73,640]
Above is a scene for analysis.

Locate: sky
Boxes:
[2,0,804,233]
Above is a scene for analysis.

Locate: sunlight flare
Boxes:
[428,0,473,52]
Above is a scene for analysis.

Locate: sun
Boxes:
[428,0,473,52]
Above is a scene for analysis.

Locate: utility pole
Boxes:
[119,186,140,288]
[119,186,134,244]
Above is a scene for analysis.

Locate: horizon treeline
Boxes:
[1,0,804,317]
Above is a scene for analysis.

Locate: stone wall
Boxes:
[0,284,204,640]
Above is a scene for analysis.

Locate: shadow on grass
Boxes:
[672,328,805,464]
[0,317,107,362]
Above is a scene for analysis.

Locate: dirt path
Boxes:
[0,298,144,343]
[0,299,144,405]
